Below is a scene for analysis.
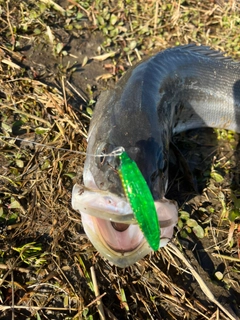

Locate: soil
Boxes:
[0,1,239,319]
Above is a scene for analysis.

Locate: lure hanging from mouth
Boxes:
[118,151,160,250]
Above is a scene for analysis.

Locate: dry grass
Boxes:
[0,0,240,319]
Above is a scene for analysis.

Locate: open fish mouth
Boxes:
[72,184,178,268]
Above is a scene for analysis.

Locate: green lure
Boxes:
[118,151,160,250]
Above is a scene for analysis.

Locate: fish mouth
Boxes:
[81,214,152,267]
[72,183,178,268]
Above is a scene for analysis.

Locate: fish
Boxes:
[72,44,240,268]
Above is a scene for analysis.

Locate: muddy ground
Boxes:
[0,0,240,319]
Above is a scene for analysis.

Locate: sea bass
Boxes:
[72,44,240,268]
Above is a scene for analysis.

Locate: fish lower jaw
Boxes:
[81,214,156,268]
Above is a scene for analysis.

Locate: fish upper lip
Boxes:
[72,184,178,228]
[72,184,137,224]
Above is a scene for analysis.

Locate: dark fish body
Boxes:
[72,45,240,267]
[85,44,240,199]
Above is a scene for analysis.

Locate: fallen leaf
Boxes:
[90,51,116,61]
[96,73,113,81]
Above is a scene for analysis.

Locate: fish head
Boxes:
[84,82,170,199]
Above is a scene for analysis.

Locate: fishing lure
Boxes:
[118,151,160,250]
